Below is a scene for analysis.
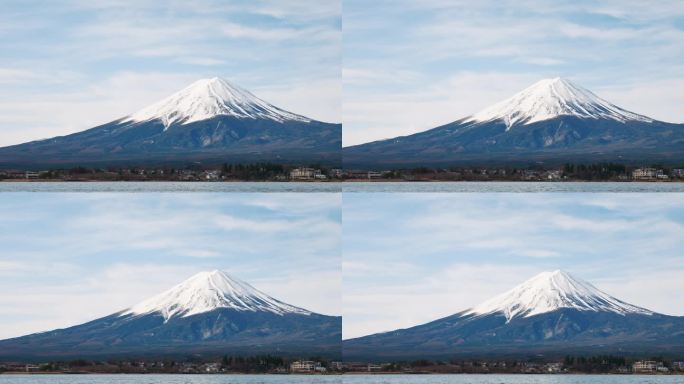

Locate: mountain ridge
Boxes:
[121,270,312,321]
[464,270,653,322]
[123,77,311,128]
[464,78,653,129]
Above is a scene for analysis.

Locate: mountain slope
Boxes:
[0,270,341,360]
[344,78,684,168]
[0,78,341,168]
[123,77,311,128]
[464,270,652,321]
[343,270,684,360]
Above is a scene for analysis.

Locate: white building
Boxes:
[25,171,40,179]
[632,168,667,180]
[290,168,325,180]
[290,360,321,373]
[633,360,661,373]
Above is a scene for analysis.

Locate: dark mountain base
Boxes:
[0,117,341,169]
[343,309,684,361]
[343,117,684,169]
[0,309,342,361]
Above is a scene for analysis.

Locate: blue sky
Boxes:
[0,193,341,339]
[0,0,340,146]
[343,0,684,145]
[343,193,684,339]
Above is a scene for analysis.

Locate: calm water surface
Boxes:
[0,375,681,384]
[2,181,684,193]
[342,182,684,193]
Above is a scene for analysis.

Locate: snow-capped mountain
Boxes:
[344,78,684,168]
[465,78,652,129]
[0,270,341,359]
[123,77,311,128]
[122,270,311,320]
[464,270,652,322]
[344,270,684,360]
[0,77,340,168]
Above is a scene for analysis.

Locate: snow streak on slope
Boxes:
[465,270,653,322]
[465,78,653,130]
[123,77,311,128]
[121,270,311,321]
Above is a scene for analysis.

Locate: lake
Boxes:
[2,181,684,193]
[0,374,681,384]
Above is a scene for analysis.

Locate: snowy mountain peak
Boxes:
[465,270,653,322]
[121,270,311,321]
[123,77,311,128]
[465,77,653,129]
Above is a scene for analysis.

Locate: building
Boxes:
[672,361,684,371]
[201,363,220,373]
[201,170,221,181]
[290,168,325,180]
[633,360,661,373]
[632,168,667,180]
[25,364,40,372]
[545,362,563,373]
[346,170,383,180]
[290,360,321,373]
[543,170,562,181]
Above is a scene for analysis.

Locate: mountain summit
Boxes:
[465,270,652,321]
[0,77,341,168]
[124,77,310,128]
[344,270,684,360]
[122,270,311,321]
[465,78,652,129]
[0,270,341,359]
[344,78,684,168]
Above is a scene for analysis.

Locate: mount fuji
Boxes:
[0,270,341,360]
[343,270,684,360]
[0,78,341,168]
[344,78,684,168]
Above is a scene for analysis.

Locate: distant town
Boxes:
[341,357,684,375]
[2,356,683,375]
[2,162,684,182]
[0,356,340,375]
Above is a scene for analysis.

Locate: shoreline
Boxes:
[1,372,681,375]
